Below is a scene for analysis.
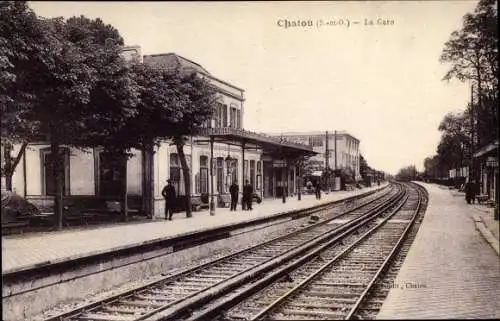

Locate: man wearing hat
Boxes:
[161,179,176,220]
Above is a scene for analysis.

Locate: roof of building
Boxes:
[269,130,360,143]
[473,140,498,158]
[143,53,245,94]
[143,53,211,74]
[196,127,317,157]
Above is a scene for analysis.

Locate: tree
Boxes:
[169,72,217,218]
[396,165,418,181]
[3,2,216,224]
[2,4,139,228]
[1,3,96,229]
[359,154,369,180]
[440,0,498,148]
[119,64,217,218]
[1,1,48,190]
[423,155,446,180]
[436,112,470,180]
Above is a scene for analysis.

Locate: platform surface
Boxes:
[377,182,500,319]
[2,184,386,274]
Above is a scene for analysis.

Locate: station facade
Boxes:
[473,140,498,205]
[272,131,361,181]
[5,46,316,217]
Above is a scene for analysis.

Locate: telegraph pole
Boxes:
[209,136,215,215]
[469,84,475,182]
[325,131,329,170]
[325,131,329,191]
[334,130,337,170]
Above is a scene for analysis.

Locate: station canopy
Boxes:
[473,140,498,158]
[196,127,317,159]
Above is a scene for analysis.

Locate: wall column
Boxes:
[209,136,215,215]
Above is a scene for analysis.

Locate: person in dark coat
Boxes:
[464,181,472,204]
[161,179,176,220]
[315,183,321,200]
[229,180,239,211]
[243,179,253,210]
[471,180,479,204]
[464,180,478,204]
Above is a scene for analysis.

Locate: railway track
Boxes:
[200,182,425,321]
[351,182,428,320]
[42,183,404,321]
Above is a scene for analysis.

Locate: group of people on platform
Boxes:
[306,180,322,200]
[229,180,254,211]
[161,179,256,220]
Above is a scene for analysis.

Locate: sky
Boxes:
[29,1,478,174]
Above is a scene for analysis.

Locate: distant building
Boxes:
[473,140,498,206]
[120,45,142,63]
[269,131,361,181]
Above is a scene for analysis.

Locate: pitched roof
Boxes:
[143,53,210,75]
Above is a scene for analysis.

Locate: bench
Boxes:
[476,195,490,204]
[104,201,140,215]
[191,196,203,212]
[218,194,231,208]
[1,220,29,234]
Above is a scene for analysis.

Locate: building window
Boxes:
[236,109,241,128]
[214,103,228,128]
[231,159,239,184]
[256,161,262,190]
[216,157,224,193]
[199,156,208,194]
[170,153,181,195]
[308,136,323,147]
[250,160,256,188]
[170,153,190,196]
[41,148,70,196]
[223,105,228,127]
[97,151,125,197]
[230,107,236,128]
[244,160,249,182]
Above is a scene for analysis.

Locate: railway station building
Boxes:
[4,46,316,218]
[269,131,362,184]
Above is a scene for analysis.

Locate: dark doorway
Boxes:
[99,153,126,198]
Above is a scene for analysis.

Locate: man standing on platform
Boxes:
[229,180,239,211]
[315,182,321,200]
[161,179,176,220]
[243,179,253,211]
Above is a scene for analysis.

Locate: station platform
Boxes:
[377,182,500,319]
[1,184,386,275]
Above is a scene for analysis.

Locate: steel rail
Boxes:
[133,185,404,321]
[176,185,409,321]
[43,185,397,321]
[246,186,412,321]
[344,183,423,319]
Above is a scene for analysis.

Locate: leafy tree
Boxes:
[440,0,498,148]
[2,4,139,228]
[359,154,370,180]
[172,73,217,217]
[423,155,447,180]
[1,1,47,190]
[60,15,141,222]
[436,112,470,179]
[120,63,217,218]
[396,165,417,181]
